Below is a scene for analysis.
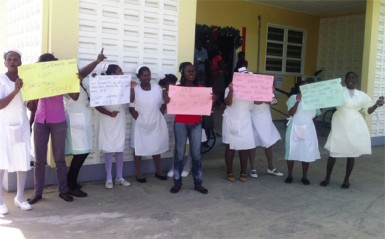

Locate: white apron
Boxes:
[0,73,31,172]
[130,83,169,156]
[222,88,256,150]
[98,104,126,152]
[286,98,320,162]
[64,78,93,154]
[251,103,281,148]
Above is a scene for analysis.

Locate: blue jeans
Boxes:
[173,122,203,186]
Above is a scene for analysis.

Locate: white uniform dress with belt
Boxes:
[251,103,281,148]
[130,82,169,156]
[98,103,126,153]
[64,77,93,155]
[324,87,373,158]
[222,87,256,150]
[0,73,31,172]
[285,95,320,162]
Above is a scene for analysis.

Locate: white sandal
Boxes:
[267,168,284,176]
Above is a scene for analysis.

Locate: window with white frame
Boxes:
[265,25,305,74]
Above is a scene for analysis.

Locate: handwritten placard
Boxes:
[167,85,212,116]
[18,59,79,101]
[89,75,131,107]
[300,78,344,110]
[232,72,274,101]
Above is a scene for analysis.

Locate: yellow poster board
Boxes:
[18,59,80,101]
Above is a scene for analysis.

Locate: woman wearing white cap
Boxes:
[0,50,32,214]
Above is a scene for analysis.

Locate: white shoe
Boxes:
[14,198,32,211]
[249,170,258,178]
[267,168,284,176]
[115,178,131,187]
[167,170,174,178]
[181,169,190,177]
[105,181,113,189]
[0,203,8,215]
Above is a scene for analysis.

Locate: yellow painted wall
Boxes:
[362,0,380,129]
[43,0,79,59]
[178,0,197,74]
[196,0,320,119]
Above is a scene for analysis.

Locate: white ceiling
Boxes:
[249,0,367,16]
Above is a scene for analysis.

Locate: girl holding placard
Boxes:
[321,72,384,189]
[284,79,321,185]
[0,50,32,214]
[222,81,256,183]
[168,62,213,194]
[65,49,106,197]
[95,64,131,189]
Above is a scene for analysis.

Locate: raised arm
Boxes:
[79,48,107,78]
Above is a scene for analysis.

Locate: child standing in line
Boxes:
[65,49,106,197]
[159,74,192,178]
[129,66,169,183]
[284,79,321,185]
[168,62,214,194]
[96,64,132,189]
[249,90,284,178]
[222,82,256,182]
[0,50,32,214]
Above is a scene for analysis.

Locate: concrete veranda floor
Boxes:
[1,119,384,239]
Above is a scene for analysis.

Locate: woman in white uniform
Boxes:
[222,82,256,182]
[96,64,131,189]
[321,72,384,189]
[0,50,32,214]
[129,66,168,183]
[285,79,321,185]
[249,92,284,178]
[65,50,106,197]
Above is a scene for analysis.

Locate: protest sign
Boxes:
[300,78,344,110]
[89,75,131,107]
[232,73,274,101]
[19,59,79,100]
[167,85,212,115]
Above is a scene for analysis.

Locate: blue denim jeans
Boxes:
[173,122,203,186]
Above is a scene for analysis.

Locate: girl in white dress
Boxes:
[285,80,321,185]
[129,66,169,183]
[65,49,106,197]
[96,64,131,189]
[321,72,384,189]
[222,82,256,182]
[0,50,32,214]
[249,94,284,178]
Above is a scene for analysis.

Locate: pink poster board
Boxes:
[232,72,274,101]
[167,85,212,116]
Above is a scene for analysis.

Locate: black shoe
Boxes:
[69,188,88,197]
[194,185,208,194]
[155,173,167,181]
[59,193,74,202]
[301,178,311,185]
[27,195,42,204]
[76,183,82,189]
[135,176,147,183]
[170,184,181,193]
[285,177,293,184]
